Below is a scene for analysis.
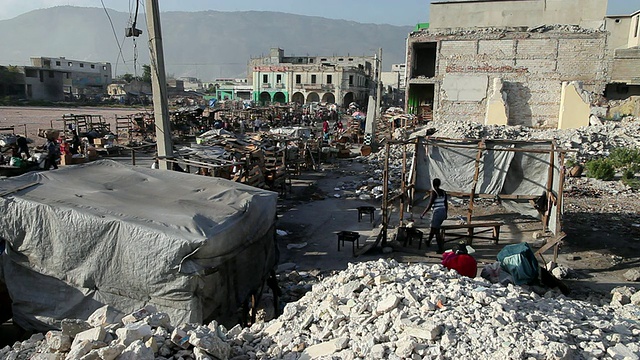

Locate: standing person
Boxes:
[15,135,30,158]
[322,119,330,140]
[420,178,448,253]
[253,118,262,132]
[44,137,60,170]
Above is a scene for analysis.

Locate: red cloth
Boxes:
[442,252,477,278]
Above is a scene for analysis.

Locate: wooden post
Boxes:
[382,142,391,246]
[556,151,566,236]
[543,141,556,232]
[467,140,485,227]
[131,149,136,166]
[400,142,407,225]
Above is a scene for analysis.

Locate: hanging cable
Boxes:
[100,0,129,76]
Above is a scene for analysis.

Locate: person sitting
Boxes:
[69,130,82,155]
[15,135,30,158]
[442,244,477,278]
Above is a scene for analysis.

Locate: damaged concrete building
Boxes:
[405,0,640,128]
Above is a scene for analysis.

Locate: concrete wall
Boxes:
[407,31,608,127]
[429,0,607,30]
[23,68,66,101]
[558,82,591,129]
[629,13,640,48]
[611,48,640,84]
[605,17,633,54]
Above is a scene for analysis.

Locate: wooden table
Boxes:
[439,220,504,245]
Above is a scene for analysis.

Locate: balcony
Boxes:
[275,83,285,89]
[295,83,335,91]
[261,83,271,89]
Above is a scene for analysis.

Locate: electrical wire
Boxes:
[100,0,128,76]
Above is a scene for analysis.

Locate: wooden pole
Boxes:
[400,143,407,225]
[382,142,391,246]
[543,141,556,232]
[556,151,566,235]
[467,140,485,224]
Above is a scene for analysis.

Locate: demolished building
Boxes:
[406,0,640,128]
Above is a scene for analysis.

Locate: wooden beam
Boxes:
[467,140,485,226]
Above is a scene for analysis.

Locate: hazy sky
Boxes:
[1,0,639,26]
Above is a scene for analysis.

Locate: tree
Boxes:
[120,73,135,83]
[141,64,151,84]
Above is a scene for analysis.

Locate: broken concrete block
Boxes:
[404,323,443,341]
[72,326,106,348]
[121,305,157,325]
[193,347,214,360]
[96,343,125,360]
[395,337,417,358]
[115,321,152,346]
[31,354,65,360]
[66,339,93,360]
[171,324,196,349]
[144,312,171,329]
[117,340,154,360]
[45,331,71,352]
[187,326,231,359]
[61,319,92,338]
[623,269,640,282]
[376,294,401,314]
[87,305,123,328]
[606,343,639,360]
[298,338,349,360]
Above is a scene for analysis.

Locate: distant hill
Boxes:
[0,6,412,81]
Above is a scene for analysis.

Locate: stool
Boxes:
[400,227,424,249]
[357,206,376,223]
[336,231,360,256]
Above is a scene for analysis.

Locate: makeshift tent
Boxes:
[0,160,278,331]
[408,138,564,235]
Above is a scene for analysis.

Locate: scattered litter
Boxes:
[276,229,289,237]
[286,242,308,250]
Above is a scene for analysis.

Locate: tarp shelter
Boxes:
[0,160,278,331]
[382,137,565,242]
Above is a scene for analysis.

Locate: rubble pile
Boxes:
[4,260,639,360]
[412,118,640,163]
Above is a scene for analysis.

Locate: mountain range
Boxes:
[0,6,413,81]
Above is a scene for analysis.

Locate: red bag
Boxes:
[442,252,478,278]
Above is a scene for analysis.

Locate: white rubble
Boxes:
[3,259,639,360]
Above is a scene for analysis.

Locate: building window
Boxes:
[309,59,314,63]
[349,58,353,61]
[80,63,84,68]
[320,58,327,61]
[263,74,268,83]
[25,69,38,78]
[349,75,354,86]
[635,16,639,37]
[276,74,282,83]
[56,61,61,66]
[326,75,332,84]
[103,66,107,70]
[296,74,301,84]
[91,64,95,69]
[338,58,344,61]
[311,75,317,84]
[68,62,73,67]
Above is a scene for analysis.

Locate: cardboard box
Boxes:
[94,138,108,146]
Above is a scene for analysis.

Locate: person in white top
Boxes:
[420,178,448,253]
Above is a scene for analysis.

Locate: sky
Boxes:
[0,0,639,25]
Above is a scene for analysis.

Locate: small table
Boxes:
[336,231,361,256]
[357,206,376,223]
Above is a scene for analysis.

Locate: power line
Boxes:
[100,0,128,76]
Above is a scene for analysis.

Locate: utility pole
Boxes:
[145,0,173,170]
[376,48,383,117]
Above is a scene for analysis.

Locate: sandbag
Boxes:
[497,242,539,285]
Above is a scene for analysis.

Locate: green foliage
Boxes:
[120,73,135,83]
[609,148,640,169]
[141,64,151,84]
[622,177,640,190]
[585,158,615,181]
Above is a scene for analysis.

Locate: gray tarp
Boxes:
[411,139,561,234]
[0,160,278,331]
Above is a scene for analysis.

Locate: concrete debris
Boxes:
[624,269,640,282]
[5,260,639,359]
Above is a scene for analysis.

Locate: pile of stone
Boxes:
[411,117,640,164]
[5,260,639,360]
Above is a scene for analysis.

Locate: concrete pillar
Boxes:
[558,81,591,130]
[485,78,509,126]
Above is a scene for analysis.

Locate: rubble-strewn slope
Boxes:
[3,260,639,359]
